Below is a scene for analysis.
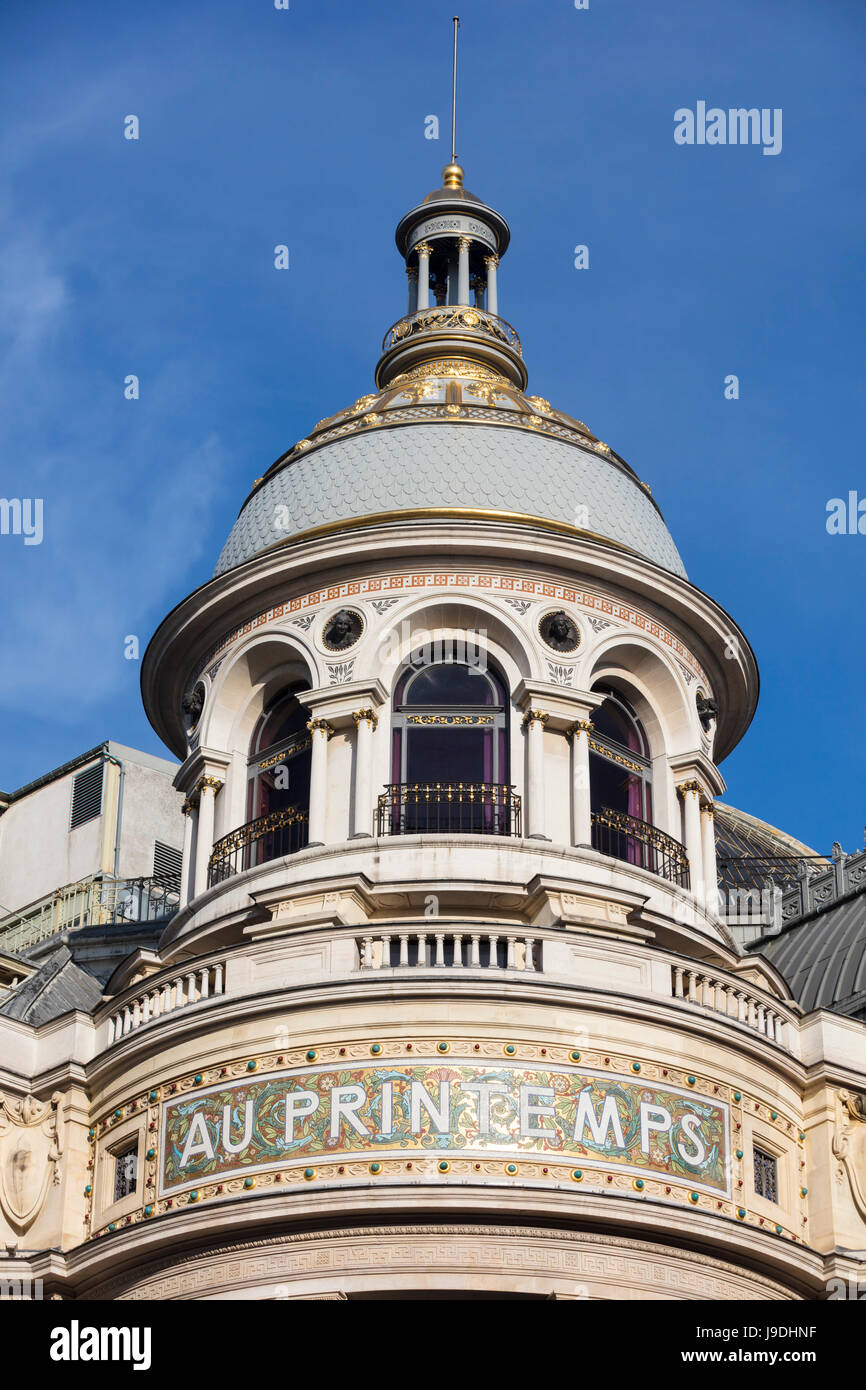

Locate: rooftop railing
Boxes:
[0,874,181,956]
[381,305,522,357]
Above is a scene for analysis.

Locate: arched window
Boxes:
[247,686,312,823]
[589,687,652,824]
[382,641,517,835]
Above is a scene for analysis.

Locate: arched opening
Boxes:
[234,684,311,873]
[588,684,686,885]
[379,640,519,836]
[247,686,312,821]
[589,687,652,824]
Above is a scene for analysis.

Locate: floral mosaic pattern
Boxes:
[161,1062,728,1195]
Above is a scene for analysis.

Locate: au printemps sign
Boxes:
[160,1059,729,1197]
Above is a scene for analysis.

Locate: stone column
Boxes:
[406,265,418,315]
[351,709,378,838]
[678,781,704,894]
[522,709,549,840]
[471,274,486,310]
[193,777,221,899]
[307,718,334,845]
[567,720,593,846]
[457,236,471,305]
[179,799,195,909]
[701,800,718,914]
[484,254,499,317]
[415,243,431,311]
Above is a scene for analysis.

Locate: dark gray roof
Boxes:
[753,886,866,1019]
[0,943,103,1025]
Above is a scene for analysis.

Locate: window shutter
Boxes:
[70,762,104,829]
[152,840,182,886]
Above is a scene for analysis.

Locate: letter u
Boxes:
[222,1099,255,1154]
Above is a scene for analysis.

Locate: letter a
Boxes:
[674,109,694,146]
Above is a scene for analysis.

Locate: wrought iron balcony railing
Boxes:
[376,782,521,838]
[381,305,522,357]
[0,874,181,955]
[591,806,690,888]
[208,806,309,887]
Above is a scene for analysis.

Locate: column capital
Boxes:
[457,235,472,252]
[484,253,500,268]
[676,779,703,797]
[352,708,379,729]
[415,241,432,258]
[307,717,335,739]
[181,797,197,815]
[406,264,418,280]
[196,774,223,795]
[521,709,550,730]
[565,719,594,741]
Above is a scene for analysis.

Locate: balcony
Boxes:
[376,782,521,837]
[0,874,181,955]
[208,806,309,888]
[591,806,690,889]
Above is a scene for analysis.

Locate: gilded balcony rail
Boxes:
[376,782,521,837]
[591,806,690,888]
[381,305,522,357]
[207,806,309,887]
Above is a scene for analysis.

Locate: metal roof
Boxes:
[752,887,866,1018]
[215,423,687,578]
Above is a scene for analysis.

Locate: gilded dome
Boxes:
[214,368,686,578]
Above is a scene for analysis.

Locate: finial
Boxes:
[450,16,460,166]
[442,161,465,189]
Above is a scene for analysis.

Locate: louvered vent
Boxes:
[69,762,103,829]
[152,840,182,886]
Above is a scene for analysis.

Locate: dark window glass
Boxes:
[404,663,499,706]
[753,1147,778,1203]
[591,690,648,757]
[252,690,310,755]
[113,1145,138,1202]
[248,688,312,822]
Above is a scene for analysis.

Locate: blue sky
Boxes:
[0,0,863,853]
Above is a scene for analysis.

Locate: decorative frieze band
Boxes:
[194,572,710,689]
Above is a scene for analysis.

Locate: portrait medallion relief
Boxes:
[322,609,364,651]
[539,610,580,653]
[182,682,206,729]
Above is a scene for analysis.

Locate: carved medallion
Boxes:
[322,609,363,651]
[539,610,580,653]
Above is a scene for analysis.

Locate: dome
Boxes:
[215,169,684,581]
[214,385,687,578]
